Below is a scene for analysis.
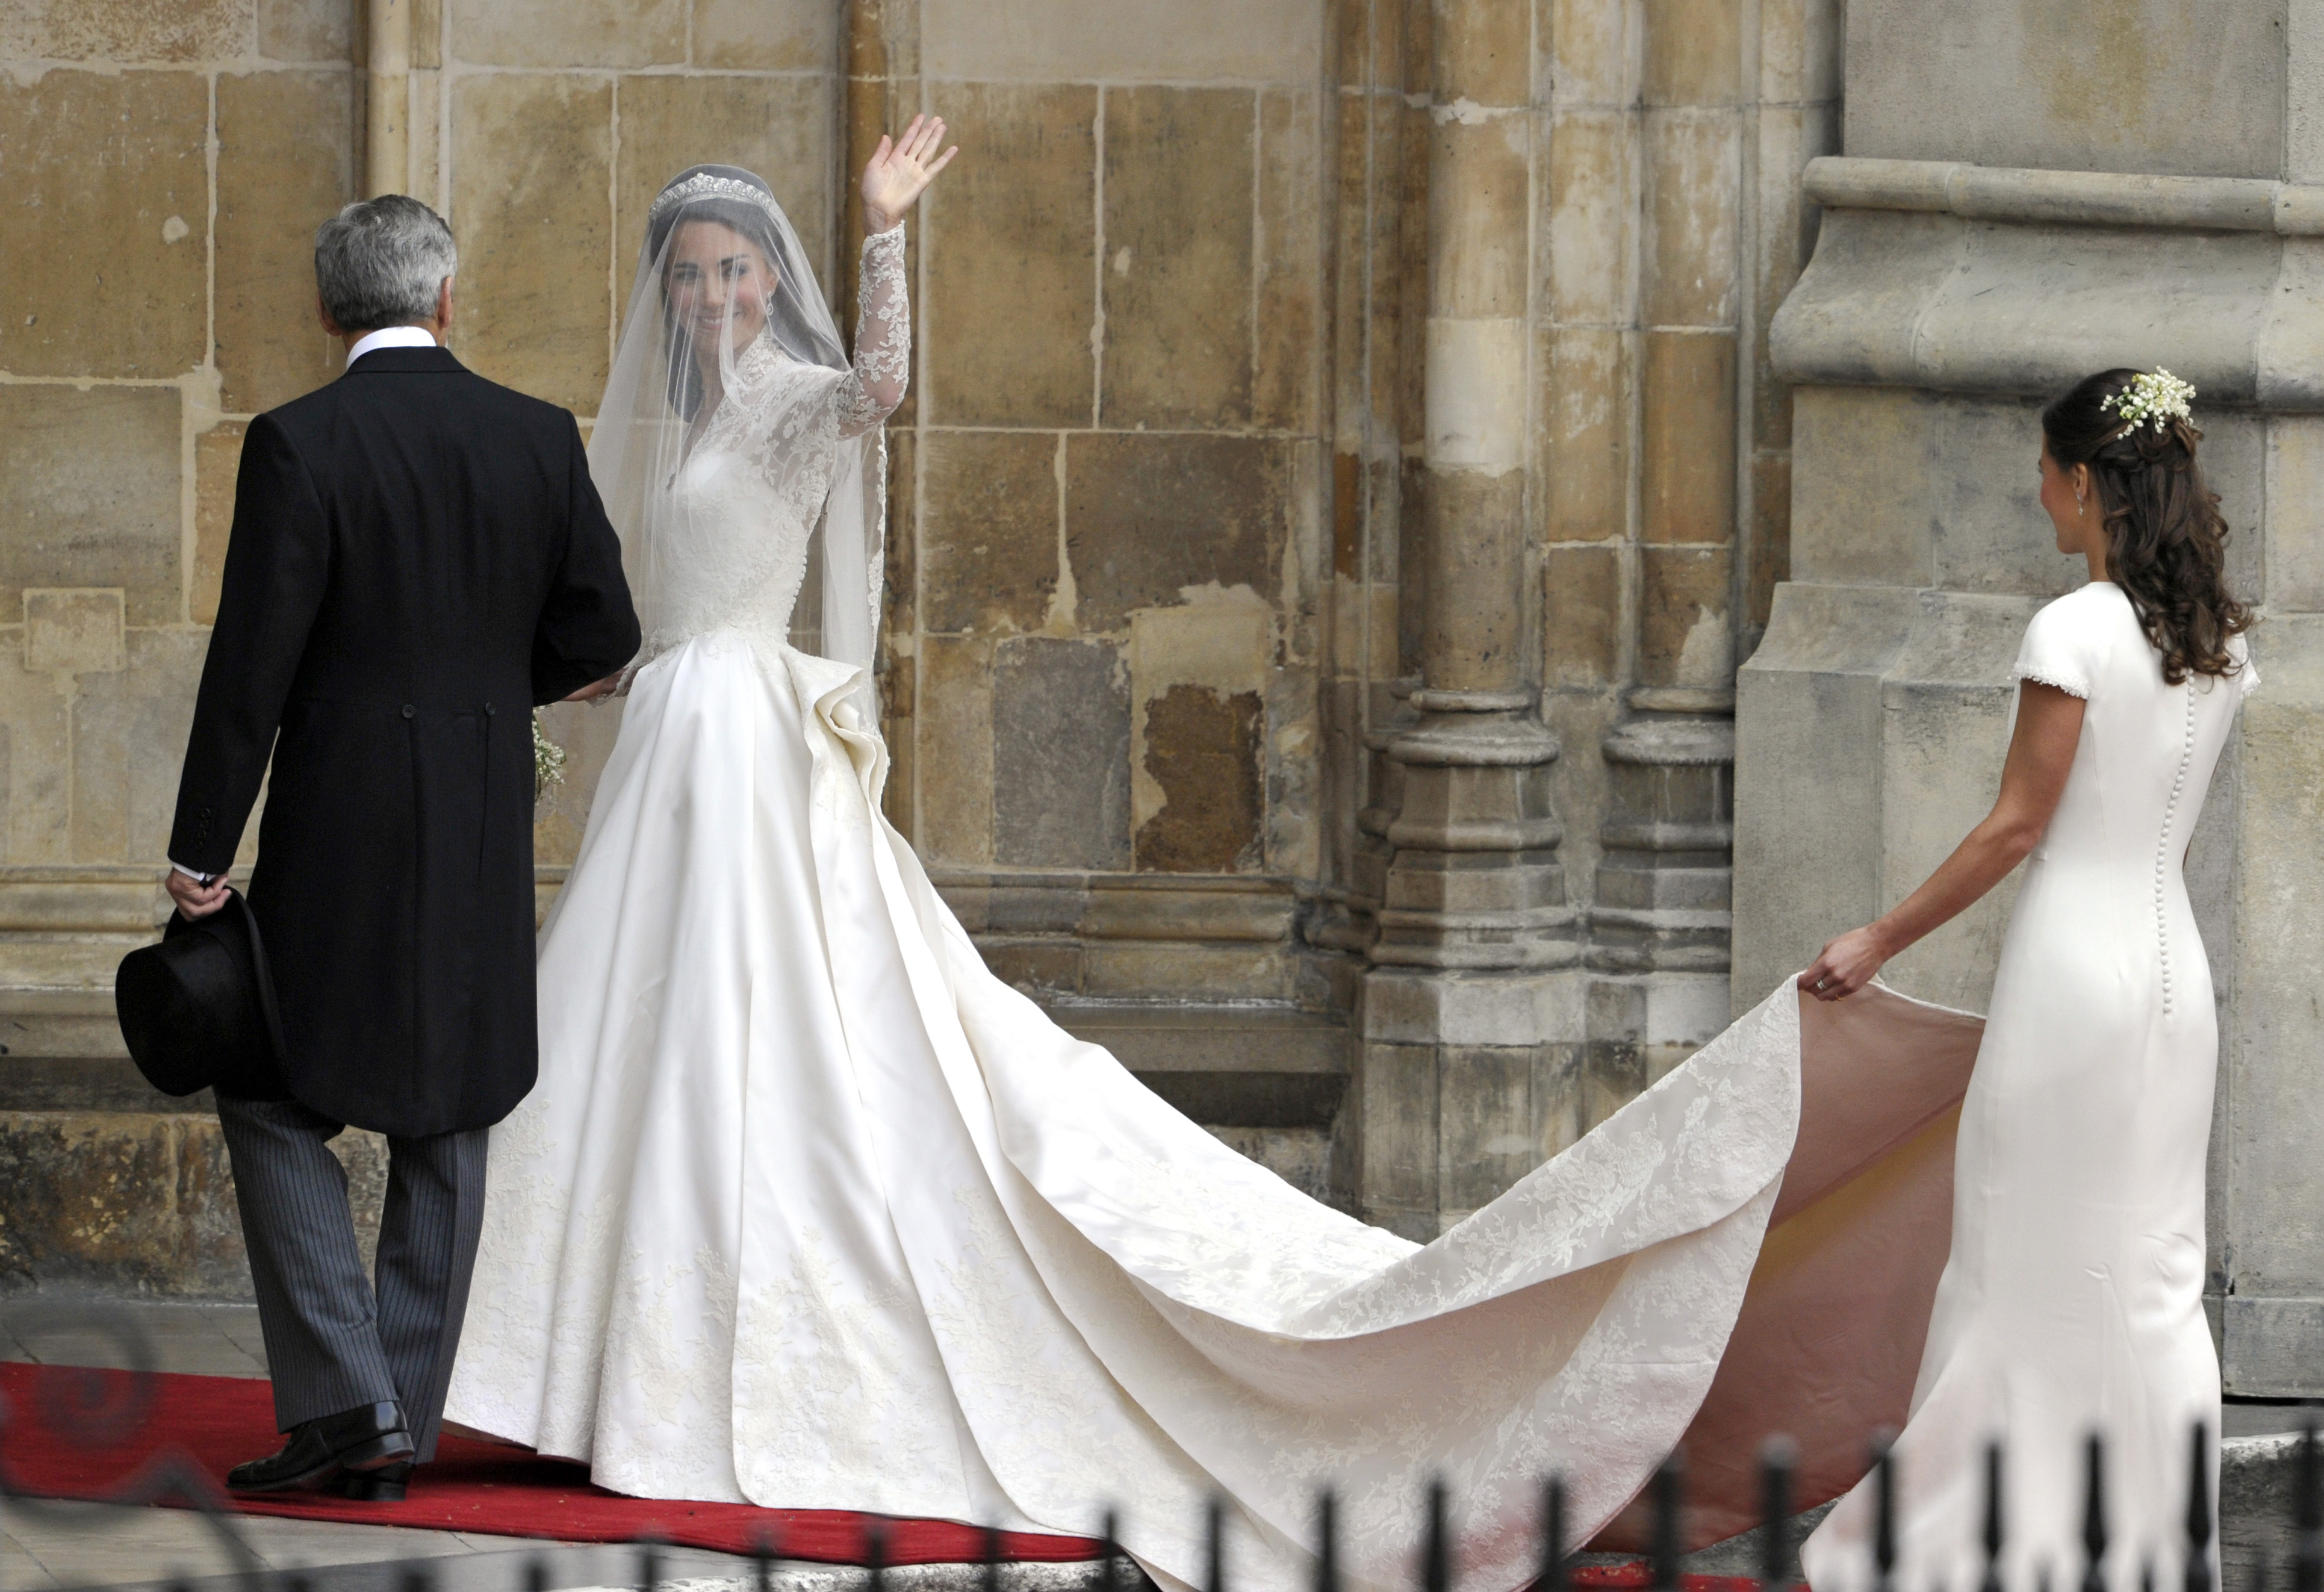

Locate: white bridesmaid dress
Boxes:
[1803,580,2254,1592]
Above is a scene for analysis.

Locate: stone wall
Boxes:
[1741,0,2324,1395]
[0,0,1839,1284]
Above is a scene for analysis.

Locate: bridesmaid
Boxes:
[1798,368,2254,1592]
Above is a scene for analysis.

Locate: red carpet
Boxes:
[0,1363,1753,1588]
[0,1363,1097,1562]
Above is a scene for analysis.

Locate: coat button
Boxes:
[485,703,497,717]
[402,704,416,718]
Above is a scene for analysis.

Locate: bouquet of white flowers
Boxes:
[533,712,568,803]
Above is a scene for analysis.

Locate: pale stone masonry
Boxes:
[4,0,2318,1400]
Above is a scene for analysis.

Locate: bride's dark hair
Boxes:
[2041,368,2253,685]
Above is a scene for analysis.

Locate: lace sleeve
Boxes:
[835,226,909,438]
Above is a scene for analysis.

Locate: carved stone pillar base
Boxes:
[1353,689,1582,1237]
[1589,687,1735,975]
[1369,691,1577,971]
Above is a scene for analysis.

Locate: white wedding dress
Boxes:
[444,222,1990,1592]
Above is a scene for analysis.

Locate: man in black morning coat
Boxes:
[163,194,638,1499]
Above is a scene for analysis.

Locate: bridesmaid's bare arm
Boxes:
[1803,680,2085,1001]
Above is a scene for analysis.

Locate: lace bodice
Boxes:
[647,226,908,659]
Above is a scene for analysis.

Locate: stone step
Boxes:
[1045,1003,1349,1129]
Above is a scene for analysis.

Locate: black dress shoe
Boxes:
[226,1402,415,1493]
[336,1460,413,1502]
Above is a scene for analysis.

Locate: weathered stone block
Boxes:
[1064,434,1288,630]
[917,635,993,865]
[922,83,1096,429]
[1430,0,1529,106]
[1134,684,1262,873]
[1644,0,1742,105]
[1643,110,1741,329]
[0,1112,239,1295]
[614,74,833,293]
[194,424,246,628]
[1428,117,1530,320]
[259,0,354,60]
[71,630,208,863]
[919,0,1320,84]
[1543,544,1623,686]
[1746,450,1790,630]
[2264,415,2324,614]
[1549,0,1630,105]
[692,0,833,70]
[1420,470,1525,693]
[23,590,124,677]
[1791,386,1935,586]
[1543,326,1631,542]
[1547,111,1638,325]
[1845,0,2285,180]
[0,638,72,864]
[0,385,182,629]
[1356,1039,1438,1225]
[1101,87,1255,429]
[450,0,682,67]
[992,637,1131,869]
[450,75,612,415]
[1437,1045,1537,1210]
[921,432,1060,635]
[0,0,253,62]
[1639,546,1732,689]
[1254,88,1320,434]
[1758,0,1841,104]
[1641,331,1736,544]
[217,70,355,415]
[0,71,208,379]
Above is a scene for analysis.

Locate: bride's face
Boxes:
[665,220,774,359]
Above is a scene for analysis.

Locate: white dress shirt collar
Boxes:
[345,325,441,367]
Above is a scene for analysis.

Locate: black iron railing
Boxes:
[0,1302,2314,1592]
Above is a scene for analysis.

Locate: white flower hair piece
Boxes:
[2101,368,2196,435]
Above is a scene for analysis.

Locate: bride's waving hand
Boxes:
[861,113,958,234]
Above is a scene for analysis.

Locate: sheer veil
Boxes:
[588,164,885,686]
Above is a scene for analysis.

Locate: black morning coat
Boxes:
[167,346,641,1139]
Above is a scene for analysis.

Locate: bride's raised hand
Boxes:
[861,114,958,234]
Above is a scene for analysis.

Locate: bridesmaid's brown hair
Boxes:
[2042,368,2253,685]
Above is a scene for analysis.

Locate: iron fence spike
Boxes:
[1423,1478,1450,1592]
[1872,1436,1898,1592]
[2186,1422,2215,1592]
[1317,1488,1341,1592]
[1209,1496,1228,1592]
[2084,1433,2110,1592]
[1543,1475,1569,1592]
[1762,1436,1798,1592]
[1652,1454,1683,1592]
[1982,1443,2006,1592]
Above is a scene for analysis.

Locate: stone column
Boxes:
[1357,0,1574,1239]
[1580,0,1759,1097]
[364,0,409,197]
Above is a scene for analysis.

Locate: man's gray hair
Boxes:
[313,195,458,334]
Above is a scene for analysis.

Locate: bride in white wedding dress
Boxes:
[443,135,2013,1592]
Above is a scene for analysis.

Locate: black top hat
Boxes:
[114,891,292,1101]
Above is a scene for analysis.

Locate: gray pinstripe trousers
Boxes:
[213,1095,487,1463]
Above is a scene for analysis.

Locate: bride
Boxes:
[439,128,2189,1592]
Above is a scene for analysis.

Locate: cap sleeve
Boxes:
[2013,596,2096,700]
[2234,636,2261,700]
